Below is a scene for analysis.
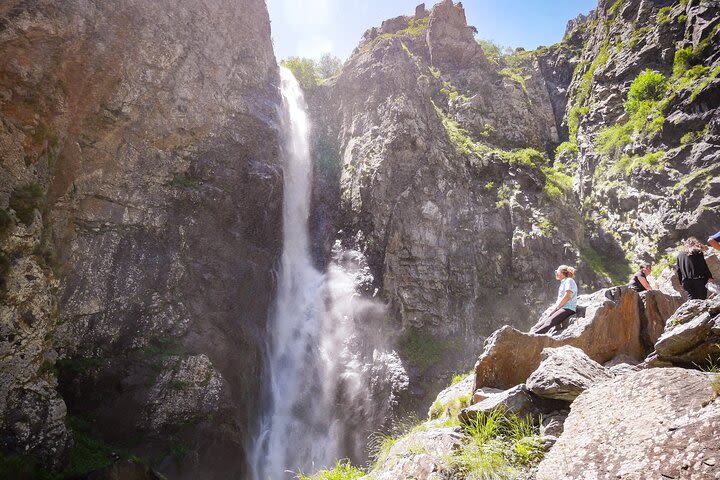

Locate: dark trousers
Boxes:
[530,308,575,335]
[683,278,708,300]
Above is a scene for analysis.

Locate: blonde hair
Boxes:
[557,265,576,278]
[684,237,707,255]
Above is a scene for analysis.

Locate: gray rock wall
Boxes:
[0,0,281,476]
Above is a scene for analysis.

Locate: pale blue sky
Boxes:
[267,0,598,61]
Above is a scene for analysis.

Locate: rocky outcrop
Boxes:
[367,427,466,480]
[652,296,720,367]
[526,346,612,401]
[0,0,281,476]
[473,287,680,391]
[536,368,720,480]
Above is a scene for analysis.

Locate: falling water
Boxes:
[249,67,408,480]
[249,67,336,479]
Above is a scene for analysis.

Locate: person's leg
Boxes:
[532,309,573,335]
[684,279,708,300]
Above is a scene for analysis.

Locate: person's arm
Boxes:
[708,232,720,251]
[554,290,572,311]
[639,276,652,291]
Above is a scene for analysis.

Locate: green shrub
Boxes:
[595,122,633,157]
[9,183,44,225]
[477,39,512,63]
[449,408,544,478]
[595,70,668,158]
[673,47,694,76]
[500,148,547,170]
[429,400,444,419]
[496,184,512,208]
[499,68,529,94]
[450,371,473,386]
[673,25,719,76]
[297,460,365,480]
[317,53,342,79]
[567,41,609,139]
[656,6,673,25]
[625,70,668,113]
[555,141,579,157]
[537,217,557,236]
[542,167,573,201]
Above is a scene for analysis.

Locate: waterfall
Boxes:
[249,66,336,480]
[249,67,408,480]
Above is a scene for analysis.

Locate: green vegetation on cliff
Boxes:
[281,53,343,89]
[595,69,668,163]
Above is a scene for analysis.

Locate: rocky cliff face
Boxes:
[309,0,719,407]
[561,0,720,271]
[0,0,281,477]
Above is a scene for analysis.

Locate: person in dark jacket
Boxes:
[629,263,653,292]
[677,237,716,300]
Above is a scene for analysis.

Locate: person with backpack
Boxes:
[677,237,716,300]
[530,265,578,335]
[629,263,653,292]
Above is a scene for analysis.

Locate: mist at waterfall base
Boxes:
[249,67,408,480]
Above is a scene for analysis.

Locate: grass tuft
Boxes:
[296,459,365,480]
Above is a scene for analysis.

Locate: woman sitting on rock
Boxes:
[677,237,716,300]
[530,265,578,335]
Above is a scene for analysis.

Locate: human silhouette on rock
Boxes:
[530,265,578,335]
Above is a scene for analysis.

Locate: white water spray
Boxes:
[249,67,408,480]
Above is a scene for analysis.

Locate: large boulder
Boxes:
[474,287,680,391]
[526,346,613,401]
[536,368,720,480]
[652,296,720,367]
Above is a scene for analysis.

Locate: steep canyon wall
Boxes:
[0,0,281,477]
